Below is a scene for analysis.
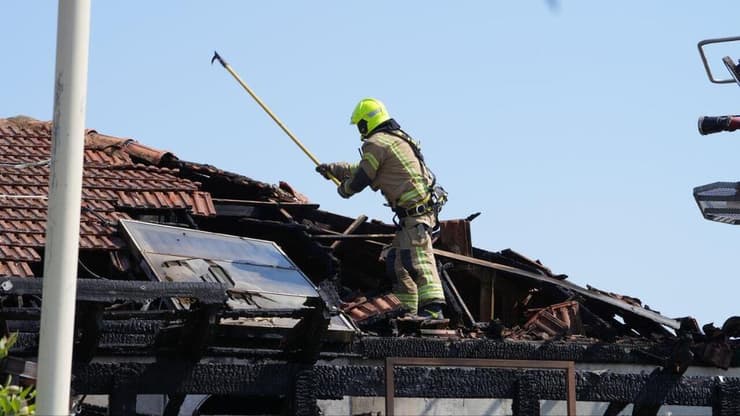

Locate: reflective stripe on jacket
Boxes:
[343,131,432,209]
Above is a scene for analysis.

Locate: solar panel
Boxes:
[119,219,356,338]
[120,219,323,308]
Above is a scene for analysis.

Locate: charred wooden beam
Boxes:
[439,266,476,329]
[330,214,368,250]
[512,373,541,416]
[384,358,574,416]
[357,337,685,366]
[108,368,139,416]
[281,297,331,363]
[0,278,229,305]
[578,302,620,341]
[154,304,220,358]
[73,301,103,363]
[6,314,713,368]
[67,358,723,410]
[310,233,395,241]
[315,365,715,406]
[213,198,319,219]
[72,361,293,395]
[290,365,320,416]
[220,307,318,320]
[302,223,388,247]
[303,208,396,236]
[431,248,681,330]
[212,198,319,208]
[0,356,36,386]
[714,378,740,416]
[438,219,473,258]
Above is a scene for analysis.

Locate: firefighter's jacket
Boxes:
[338,131,433,217]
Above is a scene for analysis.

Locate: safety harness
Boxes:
[371,125,448,225]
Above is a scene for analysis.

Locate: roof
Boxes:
[1,115,737,373]
[0,117,303,277]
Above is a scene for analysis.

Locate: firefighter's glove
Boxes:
[317,162,353,181]
[337,181,352,199]
[316,164,333,180]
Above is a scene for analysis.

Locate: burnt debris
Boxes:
[0,117,737,415]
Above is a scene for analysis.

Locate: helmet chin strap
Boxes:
[357,119,369,136]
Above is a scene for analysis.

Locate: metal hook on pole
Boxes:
[211,51,340,185]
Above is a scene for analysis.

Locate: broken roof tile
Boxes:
[341,293,405,324]
[85,131,175,166]
[516,300,582,340]
[192,191,216,217]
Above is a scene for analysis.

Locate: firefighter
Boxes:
[317,98,447,319]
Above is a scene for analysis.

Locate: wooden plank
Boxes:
[0,278,229,304]
[212,198,319,219]
[278,207,294,221]
[432,248,681,330]
[479,272,494,321]
[440,268,476,328]
[308,221,678,330]
[310,233,394,240]
[330,214,368,250]
[211,198,319,208]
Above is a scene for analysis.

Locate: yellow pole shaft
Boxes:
[214,53,340,186]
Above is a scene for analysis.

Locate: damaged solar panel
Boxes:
[119,219,355,334]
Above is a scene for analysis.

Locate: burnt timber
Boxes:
[0,117,738,415]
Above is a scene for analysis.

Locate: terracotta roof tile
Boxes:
[0,233,44,247]
[79,234,123,250]
[0,220,46,234]
[84,149,132,166]
[511,300,583,341]
[0,246,40,262]
[0,136,50,148]
[193,191,216,217]
[0,261,34,277]
[0,196,48,210]
[341,293,405,323]
[0,117,219,274]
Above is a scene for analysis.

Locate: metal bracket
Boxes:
[698,36,740,84]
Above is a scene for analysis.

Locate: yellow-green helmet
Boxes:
[350,98,390,137]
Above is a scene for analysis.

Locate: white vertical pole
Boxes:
[36,1,91,414]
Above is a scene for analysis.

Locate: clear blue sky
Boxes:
[3,2,740,327]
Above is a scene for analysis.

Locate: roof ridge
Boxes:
[0,117,177,167]
[86,131,176,166]
[0,116,51,131]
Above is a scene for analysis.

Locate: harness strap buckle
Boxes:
[395,199,434,219]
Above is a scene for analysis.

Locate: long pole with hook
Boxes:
[211,51,340,185]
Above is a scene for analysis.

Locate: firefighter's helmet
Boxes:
[350,98,390,137]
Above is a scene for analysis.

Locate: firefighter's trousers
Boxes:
[384,212,445,315]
